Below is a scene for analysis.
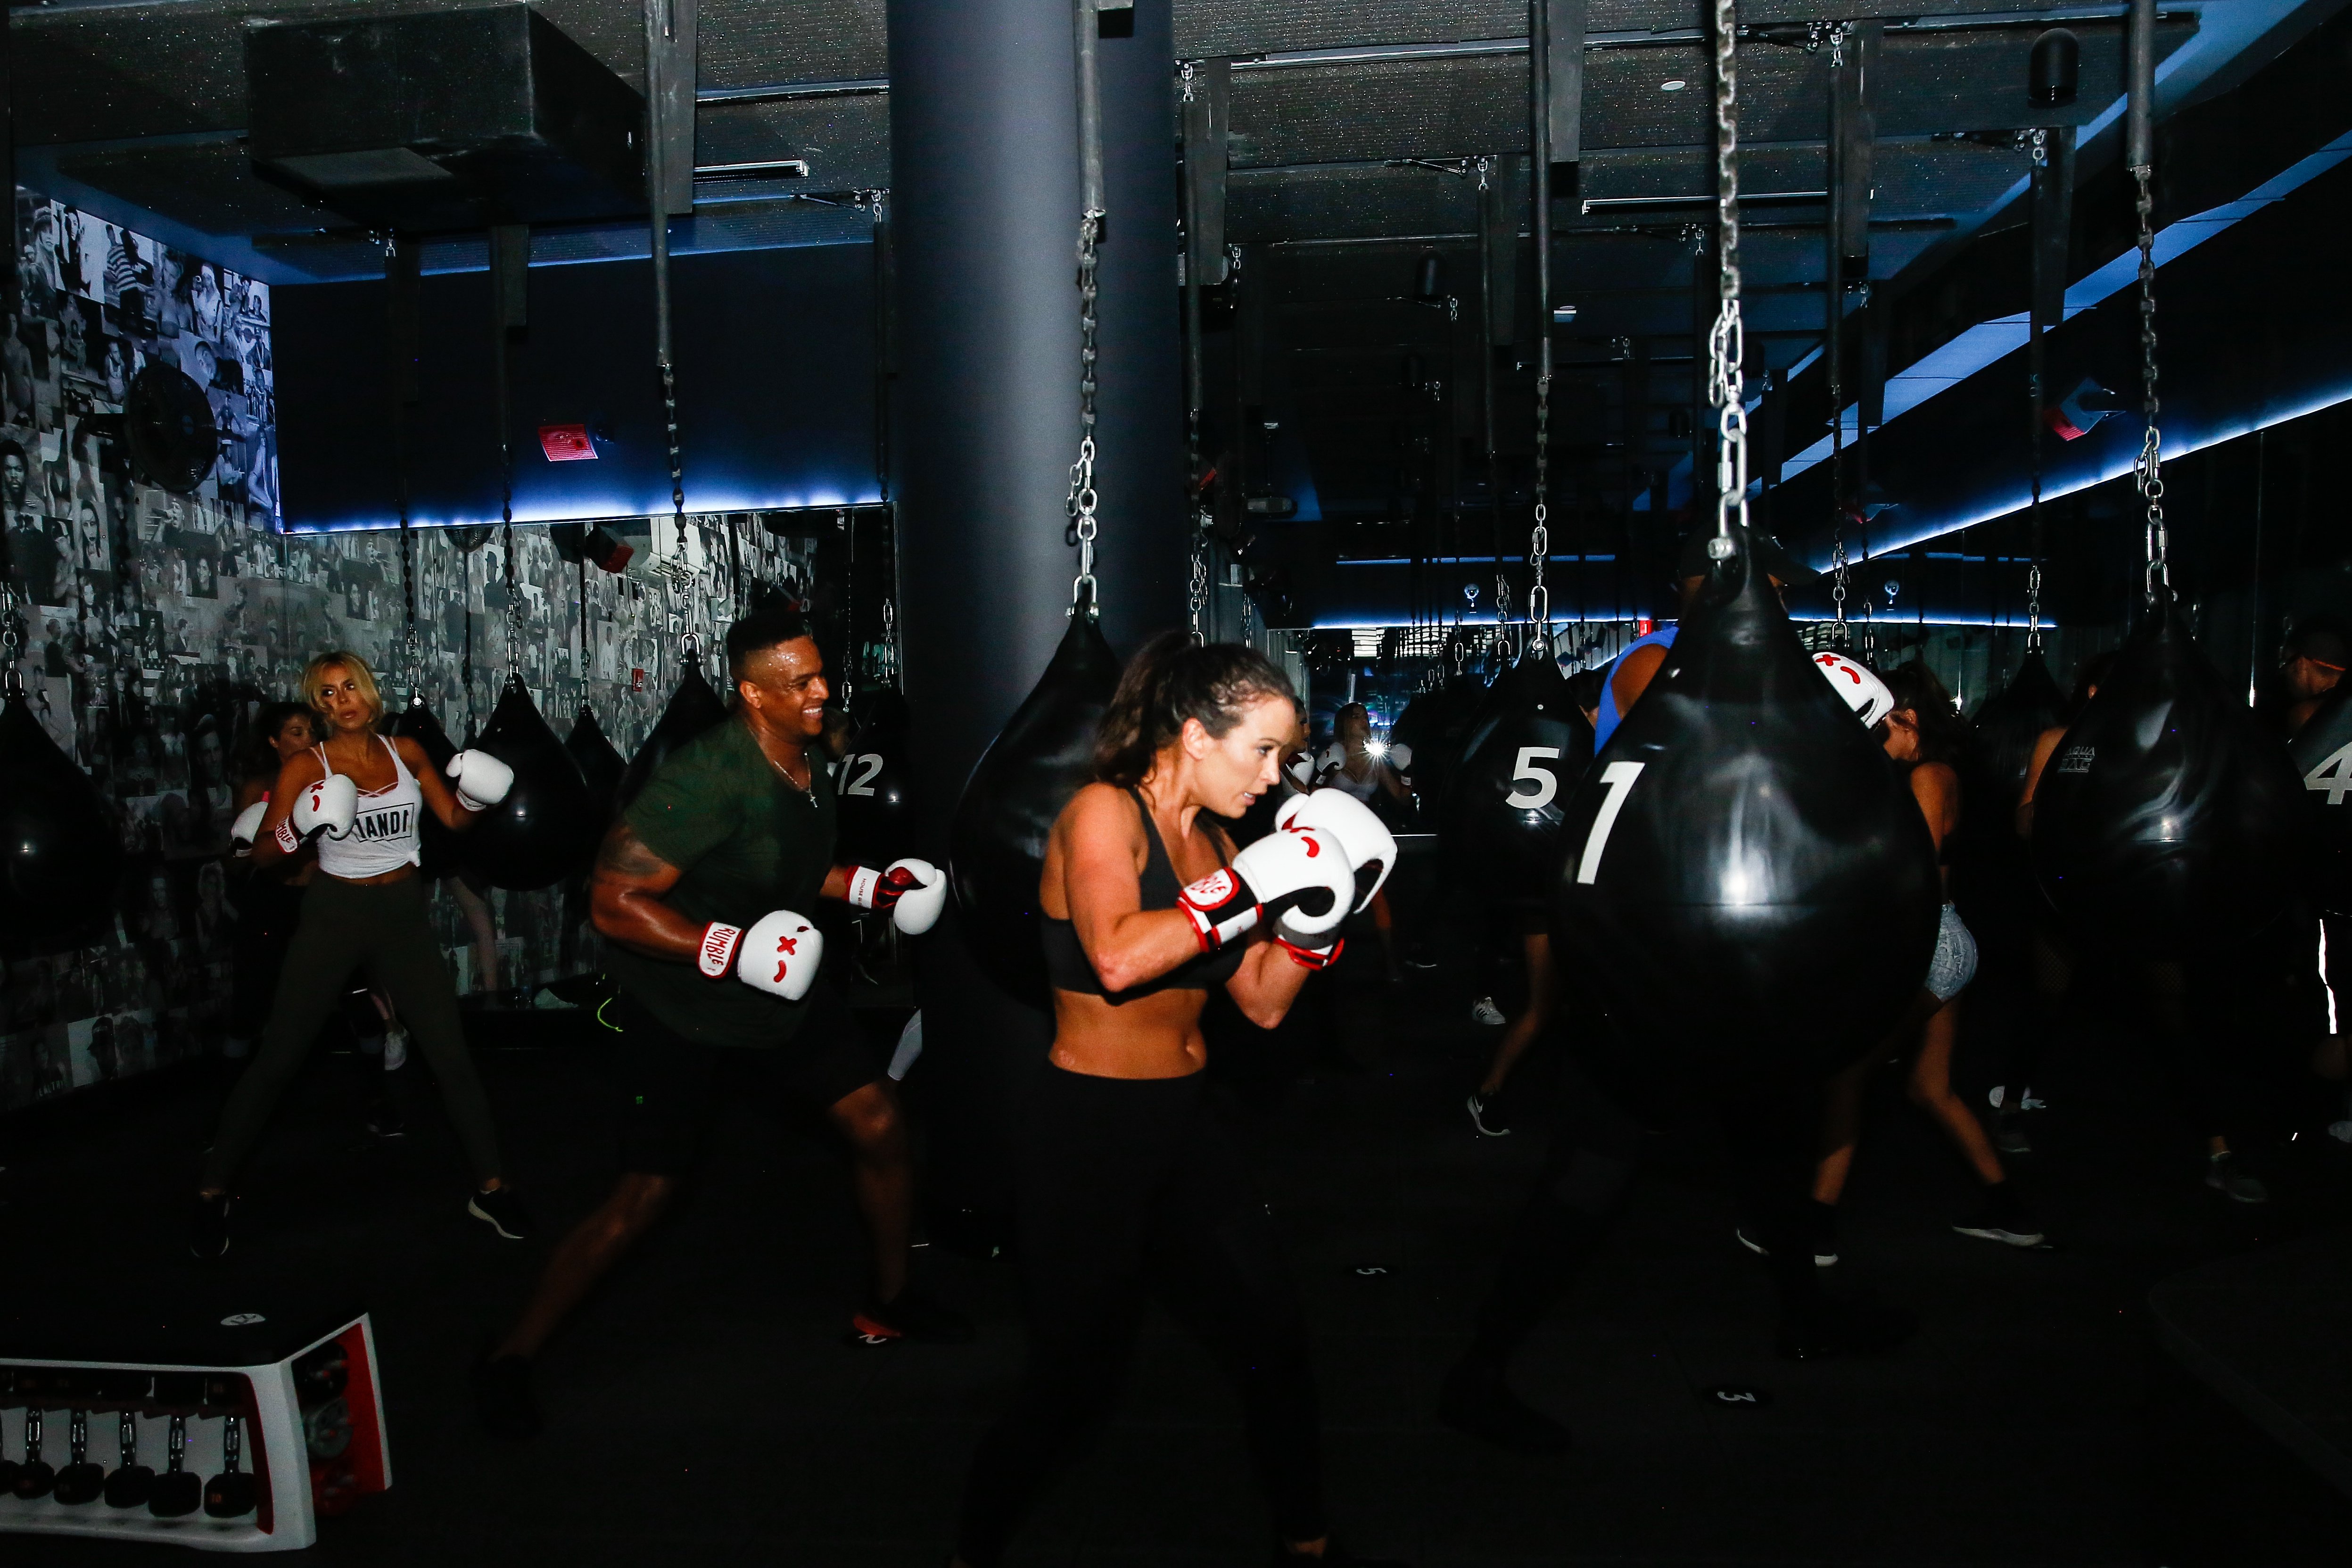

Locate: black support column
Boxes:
[886,0,1182,1235]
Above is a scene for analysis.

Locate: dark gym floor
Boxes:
[9,947,2352,1567]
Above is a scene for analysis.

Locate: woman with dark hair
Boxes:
[1802,661,2041,1256]
[952,633,1404,1568]
[222,701,315,1064]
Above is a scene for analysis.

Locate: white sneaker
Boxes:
[1470,997,1505,1026]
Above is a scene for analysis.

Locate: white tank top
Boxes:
[314,736,424,879]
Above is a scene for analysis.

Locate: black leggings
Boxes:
[956,1065,1325,1565]
[203,875,501,1190]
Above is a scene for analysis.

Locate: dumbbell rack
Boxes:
[0,1308,389,1552]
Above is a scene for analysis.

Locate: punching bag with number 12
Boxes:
[1551,526,1940,1098]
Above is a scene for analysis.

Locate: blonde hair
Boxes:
[301,651,385,726]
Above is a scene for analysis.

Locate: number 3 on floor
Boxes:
[1575,761,1646,885]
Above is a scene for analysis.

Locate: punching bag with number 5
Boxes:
[1442,649,1593,904]
[1551,526,1939,1096]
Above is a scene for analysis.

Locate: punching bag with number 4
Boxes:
[1441,650,1593,905]
[2292,685,2352,918]
[1551,527,1939,1096]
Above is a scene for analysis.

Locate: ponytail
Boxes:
[1095,631,1296,787]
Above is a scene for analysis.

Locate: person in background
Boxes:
[1465,668,1606,1137]
[1312,702,1410,983]
[2279,617,2347,737]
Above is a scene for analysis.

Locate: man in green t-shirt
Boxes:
[473,604,962,1439]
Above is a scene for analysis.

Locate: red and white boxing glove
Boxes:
[276,773,358,852]
[1276,787,1399,911]
[696,910,824,1001]
[1277,933,1345,970]
[447,749,515,812]
[844,858,947,936]
[230,797,269,858]
[1812,652,1896,728]
[1177,825,1356,954]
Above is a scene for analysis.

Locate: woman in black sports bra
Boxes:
[953,634,1405,1568]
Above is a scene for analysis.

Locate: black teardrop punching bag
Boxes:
[0,690,122,955]
[618,663,730,810]
[1552,527,1941,1095]
[463,678,600,891]
[837,688,917,867]
[949,616,1122,1003]
[2034,598,2308,954]
[1442,649,1594,904]
[565,705,627,827]
[1969,651,2065,825]
[389,693,461,878]
[2288,685,2352,918]
[1394,665,1488,811]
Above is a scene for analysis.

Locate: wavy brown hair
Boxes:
[1882,660,1966,767]
[1095,631,1297,788]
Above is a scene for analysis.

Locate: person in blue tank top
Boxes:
[1592,528,1819,750]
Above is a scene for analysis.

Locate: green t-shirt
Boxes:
[607,714,838,1049]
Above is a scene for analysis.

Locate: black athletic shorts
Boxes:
[604,984,882,1176]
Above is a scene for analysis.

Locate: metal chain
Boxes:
[1065,213,1104,619]
[399,513,419,686]
[2132,161,2167,599]
[1180,62,1208,645]
[1706,0,1750,554]
[1188,547,1209,644]
[0,583,21,697]
[1831,530,1850,631]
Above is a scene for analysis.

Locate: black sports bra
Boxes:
[1041,786,1249,999]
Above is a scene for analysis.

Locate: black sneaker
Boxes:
[467,1186,535,1241]
[1436,1359,1573,1454]
[363,1100,405,1139]
[851,1287,975,1345]
[187,1194,231,1261]
[470,1352,540,1441]
[1466,1091,1511,1138]
[1952,1184,2045,1247]
[1992,1110,2031,1155]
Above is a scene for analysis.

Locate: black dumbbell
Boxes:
[103,1410,154,1509]
[202,1412,258,1519]
[12,1405,54,1499]
[147,1413,201,1518]
[54,1410,105,1505]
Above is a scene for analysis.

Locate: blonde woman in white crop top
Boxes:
[190,650,533,1260]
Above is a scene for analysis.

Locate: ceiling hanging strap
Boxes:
[644,0,695,576]
[1065,0,1111,622]
[2026,121,2073,652]
[385,231,423,685]
[489,223,529,682]
[2126,0,2166,602]
[1180,57,1230,644]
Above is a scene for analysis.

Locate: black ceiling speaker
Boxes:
[124,364,218,494]
[2029,28,2080,107]
[245,3,646,232]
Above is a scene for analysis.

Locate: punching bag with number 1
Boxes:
[1551,526,1940,1096]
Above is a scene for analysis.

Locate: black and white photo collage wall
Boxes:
[0,190,834,1113]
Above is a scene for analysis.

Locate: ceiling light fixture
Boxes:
[1660,79,1688,91]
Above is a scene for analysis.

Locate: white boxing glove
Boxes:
[1177,824,1356,951]
[1386,742,1413,771]
[447,749,516,812]
[697,910,824,1001]
[1812,652,1897,728]
[844,857,946,935]
[278,772,358,851]
[1277,788,1398,911]
[230,797,269,857]
[887,858,947,936]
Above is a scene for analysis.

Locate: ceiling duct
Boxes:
[244,4,646,233]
